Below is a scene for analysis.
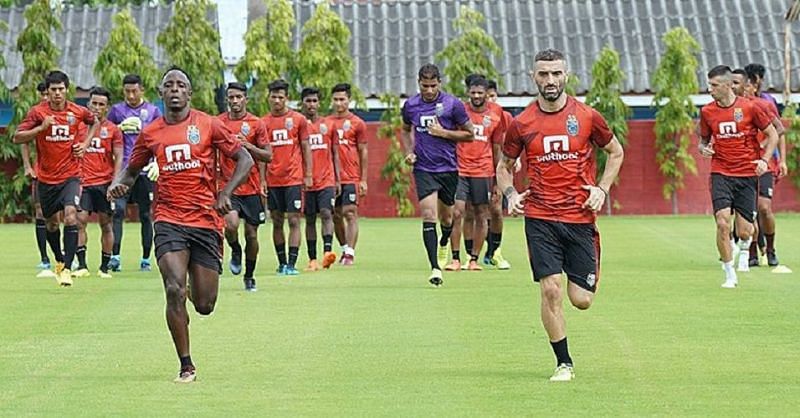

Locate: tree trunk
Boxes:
[671,190,679,215]
[605,190,613,216]
[785,21,792,105]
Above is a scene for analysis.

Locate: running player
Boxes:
[74,87,123,279]
[401,64,474,286]
[300,87,339,271]
[328,83,367,266]
[107,73,162,272]
[497,49,624,382]
[109,67,254,383]
[262,79,313,275]
[698,65,778,288]
[446,76,503,271]
[13,70,97,287]
[217,82,272,291]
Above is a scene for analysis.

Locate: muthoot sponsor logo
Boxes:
[537,135,578,163]
[162,144,201,172]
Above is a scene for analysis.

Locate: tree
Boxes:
[94,8,160,103]
[565,73,581,97]
[234,0,295,116]
[435,5,501,98]
[378,93,413,217]
[295,1,363,112]
[781,104,800,191]
[157,0,225,114]
[585,46,631,214]
[652,27,700,214]
[0,0,61,220]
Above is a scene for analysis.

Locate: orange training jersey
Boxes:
[128,110,242,231]
[307,116,336,191]
[80,119,122,186]
[18,101,95,185]
[699,96,771,177]
[327,112,366,184]
[503,96,614,224]
[458,103,505,177]
[749,96,781,175]
[217,112,268,196]
[263,110,308,187]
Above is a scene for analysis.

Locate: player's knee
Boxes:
[319,209,332,221]
[420,207,436,222]
[164,282,186,305]
[539,278,562,304]
[62,211,78,226]
[714,216,731,233]
[287,215,301,227]
[736,225,753,241]
[194,301,215,316]
[570,293,593,310]
[344,208,357,221]
[244,227,258,242]
[757,202,771,217]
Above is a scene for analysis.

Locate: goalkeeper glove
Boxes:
[145,162,159,181]
[118,116,142,133]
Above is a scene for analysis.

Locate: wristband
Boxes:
[503,186,516,199]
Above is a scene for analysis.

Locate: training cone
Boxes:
[771,265,793,274]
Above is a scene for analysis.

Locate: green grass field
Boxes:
[1,215,799,416]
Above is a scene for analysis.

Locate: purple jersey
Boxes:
[759,91,780,114]
[402,92,470,173]
[107,101,162,166]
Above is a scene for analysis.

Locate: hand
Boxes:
[107,182,130,200]
[698,142,715,158]
[514,158,523,173]
[236,133,247,143]
[24,165,37,179]
[145,162,159,181]
[214,191,233,216]
[491,185,501,204]
[41,115,55,131]
[359,180,368,197]
[507,189,530,216]
[404,153,417,165]
[304,175,313,190]
[581,185,607,212]
[753,159,769,176]
[426,119,446,138]
[72,141,87,158]
[779,161,788,178]
[261,183,268,197]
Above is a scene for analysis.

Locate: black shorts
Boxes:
[710,173,757,223]
[413,170,458,206]
[455,176,492,205]
[80,183,112,214]
[38,177,80,219]
[154,221,222,273]
[305,187,335,215]
[335,183,358,207]
[758,172,775,199]
[267,185,302,213]
[525,217,601,293]
[231,194,266,225]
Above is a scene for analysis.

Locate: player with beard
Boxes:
[109,67,254,382]
[497,49,624,381]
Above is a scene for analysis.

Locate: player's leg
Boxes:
[58,178,81,284]
[757,173,778,266]
[462,201,475,257]
[110,194,128,271]
[333,205,347,254]
[134,176,154,271]
[242,221,260,290]
[487,191,510,269]
[341,204,358,265]
[436,173,458,270]
[470,202,490,271]
[224,205,243,275]
[32,180,50,269]
[304,191,320,271]
[98,211,114,278]
[268,187,288,273]
[446,199,465,271]
[320,187,337,268]
[157,249,193,382]
[74,205,90,277]
[285,185,303,274]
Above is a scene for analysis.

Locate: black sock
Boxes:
[758,229,767,251]
[76,245,87,269]
[485,233,497,258]
[470,253,479,262]
[230,241,242,261]
[141,218,153,259]
[244,258,257,279]
[275,242,287,265]
[307,239,317,261]
[322,234,333,252]
[452,250,460,262]
[765,233,775,252]
[35,219,49,262]
[491,233,502,254]
[422,222,439,270]
[464,239,473,256]
[100,252,111,272]
[439,223,453,247]
[550,337,573,366]
[46,229,64,263]
[179,355,193,368]
[288,246,299,267]
[112,211,123,255]
[63,225,78,269]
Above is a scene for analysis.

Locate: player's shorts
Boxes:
[413,170,458,206]
[525,217,601,293]
[80,183,112,215]
[130,174,153,206]
[305,187,335,216]
[455,176,492,205]
[38,177,80,219]
[335,183,358,207]
[231,194,266,226]
[710,174,757,223]
[758,172,774,199]
[154,221,222,274]
[267,185,302,213]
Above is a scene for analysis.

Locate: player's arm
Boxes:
[496,155,526,216]
[109,138,150,200]
[427,119,475,142]
[357,140,368,197]
[221,148,254,198]
[594,137,625,200]
[240,137,271,162]
[778,130,788,177]
[13,111,51,144]
[400,123,416,164]
[332,138,342,196]
[756,124,778,175]
[20,143,36,178]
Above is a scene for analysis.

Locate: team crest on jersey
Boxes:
[187,125,201,144]
[435,102,444,117]
[66,112,76,125]
[99,126,108,138]
[482,115,492,127]
[285,117,294,130]
[241,122,251,136]
[140,108,149,121]
[733,108,744,122]
[320,123,328,135]
[343,119,352,131]
[566,114,579,136]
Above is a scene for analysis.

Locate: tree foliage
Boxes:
[378,93,414,217]
[565,73,581,97]
[234,0,295,116]
[0,21,8,104]
[94,8,159,103]
[295,1,364,112]
[652,27,700,211]
[435,6,501,98]
[0,0,61,220]
[586,46,630,177]
[781,104,800,191]
[157,0,225,114]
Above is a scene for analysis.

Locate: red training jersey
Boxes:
[217,112,268,196]
[307,116,336,191]
[749,96,781,175]
[263,110,308,187]
[128,110,242,231]
[80,119,122,186]
[457,103,505,177]
[18,101,95,185]
[327,112,366,184]
[503,96,614,224]
[699,96,771,177]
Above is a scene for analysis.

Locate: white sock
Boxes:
[723,260,735,274]
[738,238,752,252]
[341,244,350,253]
[344,247,355,257]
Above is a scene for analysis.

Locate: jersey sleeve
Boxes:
[111,126,123,148]
[401,101,412,126]
[751,102,771,131]
[81,106,96,125]
[489,115,505,145]
[589,108,614,147]
[151,105,162,120]
[254,120,269,148]
[355,119,367,145]
[17,107,42,131]
[128,132,152,170]
[502,120,524,159]
[296,115,309,142]
[211,117,242,158]
[698,108,711,138]
[451,100,470,127]
[106,106,121,125]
